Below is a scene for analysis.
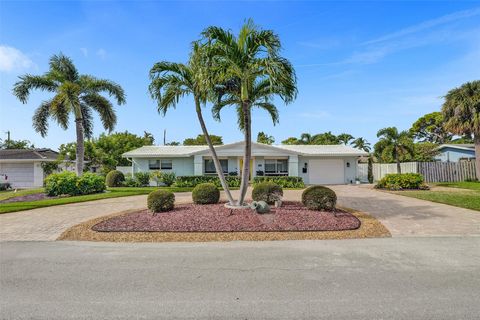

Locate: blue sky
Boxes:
[1,1,479,149]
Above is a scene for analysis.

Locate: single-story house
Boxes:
[435,144,476,162]
[122,141,367,185]
[0,149,72,188]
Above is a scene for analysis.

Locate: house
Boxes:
[122,141,367,185]
[0,149,71,188]
[435,144,476,162]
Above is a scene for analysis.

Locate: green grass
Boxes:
[0,187,193,214]
[0,188,44,201]
[393,189,480,211]
[432,181,480,191]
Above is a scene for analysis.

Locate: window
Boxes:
[149,160,160,170]
[204,159,228,174]
[161,160,173,170]
[264,159,288,175]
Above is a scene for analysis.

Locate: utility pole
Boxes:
[6,130,10,143]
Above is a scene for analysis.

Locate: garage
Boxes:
[308,159,345,184]
[0,162,35,188]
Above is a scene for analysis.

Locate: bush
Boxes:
[375,173,427,190]
[105,170,125,187]
[0,182,12,191]
[134,172,151,187]
[302,186,337,211]
[192,183,220,204]
[123,176,140,187]
[147,189,175,213]
[252,182,283,204]
[161,172,176,187]
[77,172,106,195]
[174,176,241,188]
[150,171,163,187]
[45,171,79,196]
[252,176,304,188]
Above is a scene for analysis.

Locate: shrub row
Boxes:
[375,173,428,190]
[45,171,106,196]
[174,176,241,188]
[252,176,304,188]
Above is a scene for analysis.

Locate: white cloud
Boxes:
[80,48,88,57]
[96,48,107,59]
[0,46,34,72]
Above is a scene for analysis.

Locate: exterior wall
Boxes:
[132,157,194,177]
[435,148,476,162]
[297,156,357,184]
[33,161,44,187]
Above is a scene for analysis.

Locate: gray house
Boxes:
[435,144,475,162]
[122,141,367,185]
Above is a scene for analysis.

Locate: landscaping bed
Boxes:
[0,193,56,204]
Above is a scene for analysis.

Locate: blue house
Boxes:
[435,144,476,162]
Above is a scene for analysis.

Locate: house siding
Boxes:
[297,156,357,184]
[435,147,476,162]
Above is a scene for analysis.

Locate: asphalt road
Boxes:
[1,238,480,319]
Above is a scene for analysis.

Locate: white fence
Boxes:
[358,161,477,183]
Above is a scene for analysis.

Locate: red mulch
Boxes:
[92,201,361,233]
[0,193,56,204]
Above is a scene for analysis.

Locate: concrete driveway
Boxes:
[0,185,479,241]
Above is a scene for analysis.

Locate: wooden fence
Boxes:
[358,161,477,183]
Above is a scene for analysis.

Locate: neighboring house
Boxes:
[435,144,476,162]
[0,149,72,188]
[123,141,367,185]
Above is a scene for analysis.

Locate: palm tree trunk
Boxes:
[75,118,85,176]
[195,98,235,205]
[396,158,401,174]
[237,102,251,206]
[475,134,480,180]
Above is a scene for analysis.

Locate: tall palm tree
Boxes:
[352,137,371,152]
[13,53,125,175]
[376,127,414,173]
[202,20,297,205]
[442,80,480,179]
[149,43,236,205]
[338,133,354,145]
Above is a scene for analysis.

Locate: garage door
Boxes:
[308,159,345,184]
[0,163,35,188]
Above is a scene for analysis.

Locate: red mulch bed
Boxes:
[0,193,56,204]
[92,201,361,233]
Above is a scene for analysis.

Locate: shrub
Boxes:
[147,189,175,213]
[105,170,125,187]
[150,171,163,187]
[252,182,283,204]
[77,172,106,195]
[302,186,337,211]
[123,176,140,187]
[375,173,427,190]
[192,183,220,204]
[160,172,176,187]
[0,182,12,191]
[134,172,151,187]
[252,176,304,188]
[45,171,79,196]
[174,176,241,188]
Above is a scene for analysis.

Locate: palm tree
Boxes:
[376,127,414,173]
[442,80,480,179]
[338,133,354,145]
[13,53,125,175]
[352,137,371,152]
[149,43,236,205]
[203,20,297,205]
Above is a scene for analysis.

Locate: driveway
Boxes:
[1,238,480,319]
[0,185,479,241]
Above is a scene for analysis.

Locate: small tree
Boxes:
[257,132,275,145]
[367,156,374,183]
[375,127,414,173]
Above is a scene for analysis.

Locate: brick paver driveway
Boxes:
[1,185,479,241]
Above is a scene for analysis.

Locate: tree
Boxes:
[352,137,371,152]
[257,132,275,145]
[410,112,453,144]
[13,53,125,175]
[281,137,301,145]
[183,134,223,145]
[442,80,480,179]
[203,19,297,205]
[281,132,339,145]
[0,139,34,149]
[338,133,354,145]
[412,142,439,162]
[165,141,181,146]
[149,43,236,205]
[375,127,414,173]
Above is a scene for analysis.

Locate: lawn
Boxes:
[0,187,193,214]
[433,181,480,191]
[393,188,480,212]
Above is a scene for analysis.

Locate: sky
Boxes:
[0,0,479,149]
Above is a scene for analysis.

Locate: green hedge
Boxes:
[174,176,241,188]
[375,173,429,190]
[105,170,125,187]
[45,171,106,196]
[252,176,305,188]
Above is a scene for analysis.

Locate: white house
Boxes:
[122,141,367,185]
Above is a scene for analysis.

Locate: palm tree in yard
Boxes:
[13,53,125,175]
[149,43,236,205]
[203,19,297,206]
[338,133,354,145]
[442,80,480,179]
[376,127,414,174]
[352,137,371,152]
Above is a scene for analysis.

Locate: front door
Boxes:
[239,158,253,180]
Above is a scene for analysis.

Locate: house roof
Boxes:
[0,148,59,161]
[123,142,367,158]
[437,144,475,151]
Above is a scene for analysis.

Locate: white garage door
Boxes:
[309,159,345,185]
[0,163,35,188]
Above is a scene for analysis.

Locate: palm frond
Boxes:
[48,53,79,82]
[32,100,52,137]
[80,76,126,105]
[82,94,117,132]
[12,75,57,103]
